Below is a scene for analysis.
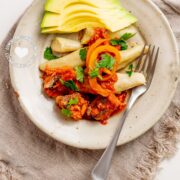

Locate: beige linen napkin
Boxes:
[163,0,180,13]
[0,1,180,180]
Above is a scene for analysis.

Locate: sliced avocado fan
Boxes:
[45,0,122,13]
[41,0,137,33]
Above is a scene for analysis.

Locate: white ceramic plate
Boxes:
[9,0,179,149]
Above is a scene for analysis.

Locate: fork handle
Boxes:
[91,94,138,180]
[91,110,129,180]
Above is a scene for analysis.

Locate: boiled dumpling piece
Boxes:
[39,45,148,71]
[51,37,82,53]
[114,73,146,93]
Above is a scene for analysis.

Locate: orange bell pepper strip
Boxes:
[87,45,121,96]
[88,77,112,97]
[99,68,113,81]
[88,45,121,71]
[86,39,109,69]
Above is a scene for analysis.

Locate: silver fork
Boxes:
[91,45,160,180]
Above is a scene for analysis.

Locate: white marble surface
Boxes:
[0,0,179,179]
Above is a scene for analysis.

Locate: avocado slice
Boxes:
[41,12,60,28]
[45,0,121,14]
[41,27,64,34]
[41,10,101,28]
[41,0,137,33]
[41,4,129,28]
[42,3,122,27]
[41,12,137,33]
[105,13,137,32]
[42,23,105,33]
[41,21,105,33]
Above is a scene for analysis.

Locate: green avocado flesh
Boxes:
[41,0,137,33]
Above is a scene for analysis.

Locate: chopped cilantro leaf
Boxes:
[129,64,133,70]
[119,40,128,50]
[89,67,99,78]
[61,97,79,117]
[79,48,87,61]
[68,98,79,107]
[89,54,115,79]
[110,39,128,50]
[126,64,134,77]
[126,71,133,77]
[120,33,136,41]
[110,39,120,46]
[61,108,71,117]
[110,33,135,51]
[75,66,84,83]
[44,47,58,60]
[97,54,115,70]
[62,80,79,91]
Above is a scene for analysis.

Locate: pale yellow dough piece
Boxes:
[51,37,82,53]
[81,25,139,45]
[114,73,146,93]
[40,45,148,71]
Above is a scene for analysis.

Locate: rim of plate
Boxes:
[9,0,179,149]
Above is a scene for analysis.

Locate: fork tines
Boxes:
[136,45,160,86]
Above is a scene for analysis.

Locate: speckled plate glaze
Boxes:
[9,0,179,149]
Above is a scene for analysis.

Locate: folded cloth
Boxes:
[164,0,180,13]
[0,1,180,180]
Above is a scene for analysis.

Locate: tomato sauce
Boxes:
[88,28,109,45]
[41,30,128,124]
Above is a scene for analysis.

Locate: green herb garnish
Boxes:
[61,80,79,91]
[97,54,115,70]
[110,39,128,50]
[75,66,84,83]
[126,64,134,77]
[44,47,58,60]
[89,67,100,79]
[110,33,135,50]
[120,33,136,41]
[61,98,79,117]
[110,39,121,46]
[61,108,72,117]
[89,54,115,79]
[89,67,103,80]
[68,97,79,107]
[79,48,87,61]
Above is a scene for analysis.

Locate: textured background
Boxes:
[0,0,179,179]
